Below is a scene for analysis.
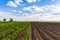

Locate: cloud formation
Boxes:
[7,0,23,7]
[21,5,60,21]
[7,0,40,7]
[7,1,17,7]
[14,0,23,5]
[0,10,60,21]
[23,5,60,14]
[4,0,60,21]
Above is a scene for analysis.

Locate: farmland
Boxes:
[0,22,31,40]
[30,22,60,40]
[0,22,60,40]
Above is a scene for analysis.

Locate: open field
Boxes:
[30,22,60,40]
[0,22,31,40]
[0,22,60,40]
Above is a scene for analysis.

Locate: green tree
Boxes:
[3,18,6,22]
[9,18,13,22]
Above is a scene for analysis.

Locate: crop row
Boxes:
[0,22,30,40]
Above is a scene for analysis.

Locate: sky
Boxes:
[0,0,60,21]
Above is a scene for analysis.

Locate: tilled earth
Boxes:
[29,22,60,40]
[16,22,60,40]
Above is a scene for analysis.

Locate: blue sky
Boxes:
[0,0,60,21]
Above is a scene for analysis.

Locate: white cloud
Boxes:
[7,1,17,7]
[14,0,23,5]
[23,5,60,14]
[7,0,23,7]
[18,10,23,13]
[43,5,60,13]
[0,11,14,18]
[26,0,41,3]
[23,5,44,14]
[26,0,37,3]
[12,10,16,12]
[3,3,60,21]
[21,5,60,21]
[0,11,60,21]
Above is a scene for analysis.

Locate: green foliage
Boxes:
[3,18,6,22]
[0,22,31,40]
[9,18,13,22]
[22,24,31,40]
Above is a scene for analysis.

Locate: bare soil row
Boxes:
[29,22,60,40]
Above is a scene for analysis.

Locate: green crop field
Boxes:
[0,22,31,40]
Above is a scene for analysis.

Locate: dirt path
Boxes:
[16,30,25,40]
[16,26,28,40]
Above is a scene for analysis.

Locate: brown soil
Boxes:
[16,22,60,40]
[29,22,60,40]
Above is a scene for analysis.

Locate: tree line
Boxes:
[3,18,13,22]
